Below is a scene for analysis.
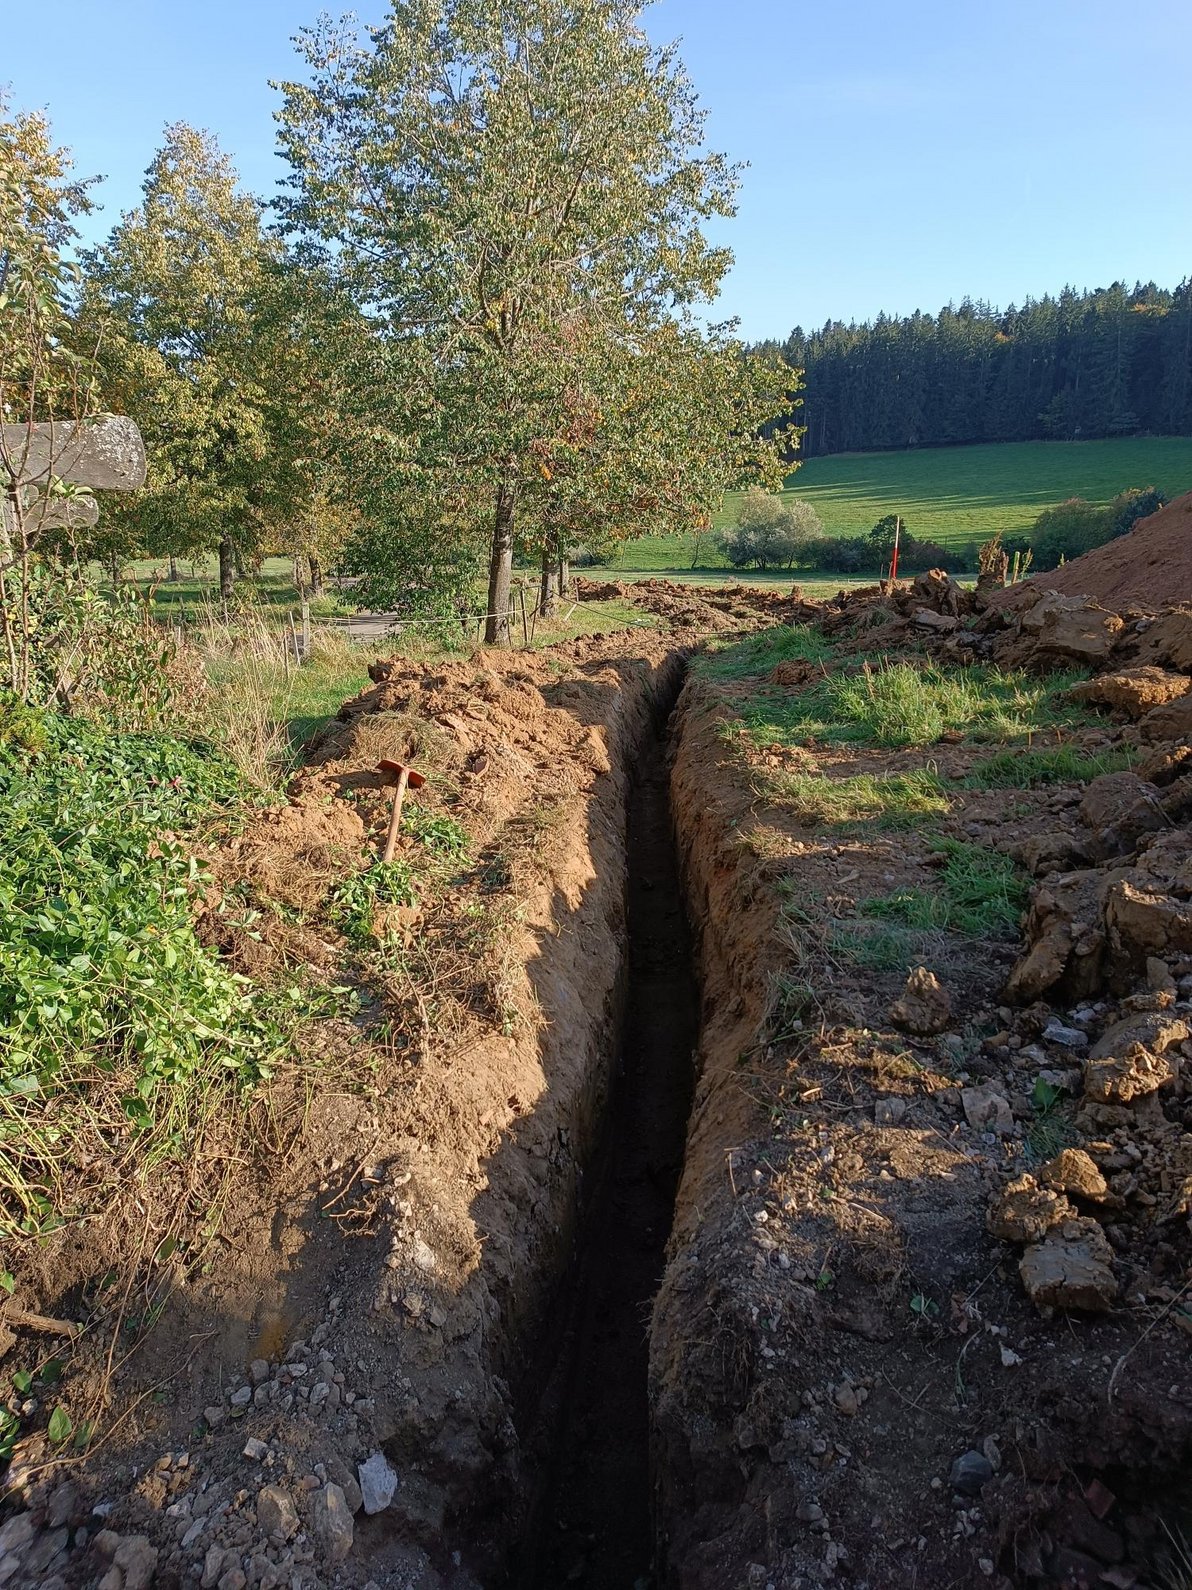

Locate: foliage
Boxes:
[274,0,796,642]
[968,744,1136,788]
[0,564,190,725]
[1028,497,1114,569]
[771,280,1192,458]
[0,709,286,1232]
[859,840,1028,938]
[80,125,278,587]
[329,860,416,946]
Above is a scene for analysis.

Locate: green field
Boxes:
[595,435,1192,576]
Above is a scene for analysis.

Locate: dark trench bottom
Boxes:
[511,707,699,1590]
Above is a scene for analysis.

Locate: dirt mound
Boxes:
[1016,490,1192,609]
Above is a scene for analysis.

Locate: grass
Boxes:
[967,743,1137,788]
[858,840,1028,939]
[761,766,951,829]
[697,623,832,681]
[731,658,1090,751]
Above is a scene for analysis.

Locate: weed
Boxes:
[761,766,950,829]
[0,710,293,1235]
[406,809,470,861]
[858,840,1027,938]
[329,860,417,945]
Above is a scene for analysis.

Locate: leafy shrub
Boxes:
[0,711,281,1231]
[1109,485,1167,537]
[1028,498,1114,569]
[329,859,417,944]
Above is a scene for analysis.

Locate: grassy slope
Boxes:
[597,435,1192,577]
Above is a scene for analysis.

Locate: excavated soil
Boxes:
[4,572,1192,1590]
[1007,490,1192,611]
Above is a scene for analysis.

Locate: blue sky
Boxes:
[5,0,1191,341]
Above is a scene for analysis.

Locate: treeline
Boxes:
[757,282,1192,456]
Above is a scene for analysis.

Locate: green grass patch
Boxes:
[967,743,1137,788]
[830,920,927,973]
[697,623,832,682]
[734,661,1089,751]
[762,766,950,829]
[858,840,1028,939]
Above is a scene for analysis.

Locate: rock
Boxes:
[1019,1219,1118,1312]
[201,1546,228,1589]
[242,1438,268,1461]
[1106,880,1192,963]
[1005,868,1115,1004]
[218,1572,247,1590]
[1042,1017,1088,1049]
[1089,1011,1189,1061]
[229,1385,252,1408]
[1139,691,1192,743]
[1084,1043,1177,1103]
[357,1452,399,1516]
[950,1450,994,1497]
[987,1175,1073,1242]
[961,1084,1015,1136]
[0,1517,34,1558]
[910,568,965,616]
[1070,666,1191,718]
[45,1482,80,1530]
[312,1483,354,1564]
[1077,773,1166,859]
[204,1405,226,1430]
[1016,831,1092,877]
[249,1359,270,1385]
[323,1456,363,1516]
[1019,591,1124,664]
[113,1535,159,1590]
[1038,1149,1109,1202]
[889,966,951,1035]
[874,1096,906,1126]
[832,1382,860,1416]
[1147,957,1177,994]
[256,1485,299,1541]
[912,608,958,632]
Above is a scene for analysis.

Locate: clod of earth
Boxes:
[888,964,951,1034]
[987,1174,1074,1242]
[1019,1218,1119,1312]
[1070,665,1191,717]
[1083,1042,1178,1103]
[962,1082,1015,1136]
[1038,1148,1110,1203]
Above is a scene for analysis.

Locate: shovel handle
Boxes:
[381,767,410,863]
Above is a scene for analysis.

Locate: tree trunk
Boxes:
[557,553,570,599]
[218,536,235,601]
[109,554,120,588]
[308,552,324,598]
[484,478,516,645]
[539,546,559,618]
[168,554,179,582]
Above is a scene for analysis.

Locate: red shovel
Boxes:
[377,759,425,863]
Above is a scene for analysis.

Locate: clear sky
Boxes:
[5,0,1191,341]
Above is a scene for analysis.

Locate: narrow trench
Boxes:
[510,695,698,1590]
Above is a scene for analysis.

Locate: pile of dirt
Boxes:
[0,629,697,1590]
[652,615,1192,1589]
[1010,490,1192,610]
[576,574,821,632]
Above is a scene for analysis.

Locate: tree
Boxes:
[275,0,754,643]
[868,513,905,551]
[81,125,276,600]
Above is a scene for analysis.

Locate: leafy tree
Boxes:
[1027,497,1113,569]
[868,513,906,551]
[1109,484,1167,537]
[275,0,783,643]
[80,125,277,599]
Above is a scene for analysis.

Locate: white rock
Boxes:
[357,1453,399,1515]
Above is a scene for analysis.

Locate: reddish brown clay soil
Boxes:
[1015,490,1192,610]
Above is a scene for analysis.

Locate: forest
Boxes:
[760,280,1192,456]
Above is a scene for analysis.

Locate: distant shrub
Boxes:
[719,490,824,570]
[1028,498,1114,570]
[1109,485,1168,537]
